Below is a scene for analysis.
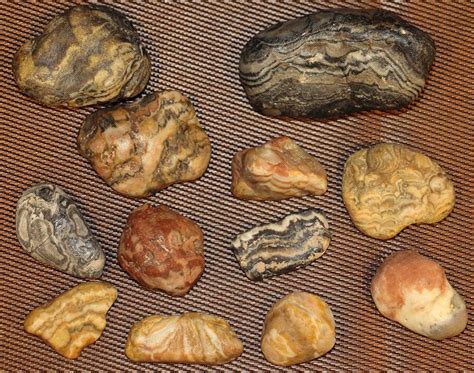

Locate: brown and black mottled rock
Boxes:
[13,5,150,107]
[78,90,211,198]
[239,9,435,118]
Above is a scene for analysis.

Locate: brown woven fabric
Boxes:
[0,1,472,371]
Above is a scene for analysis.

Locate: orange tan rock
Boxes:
[118,204,205,296]
[232,136,327,200]
[342,143,455,239]
[125,312,243,365]
[261,291,336,366]
[24,282,117,359]
[371,250,467,340]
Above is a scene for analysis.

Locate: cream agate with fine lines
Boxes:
[125,313,244,364]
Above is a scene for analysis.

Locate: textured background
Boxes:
[0,1,472,371]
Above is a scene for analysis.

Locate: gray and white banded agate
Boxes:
[16,184,105,278]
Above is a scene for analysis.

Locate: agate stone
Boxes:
[118,204,205,296]
[13,5,150,107]
[342,143,455,239]
[24,282,117,359]
[239,9,435,118]
[126,313,243,364]
[262,292,336,366]
[78,90,211,198]
[232,209,331,280]
[232,136,327,200]
[372,250,467,340]
[16,184,105,278]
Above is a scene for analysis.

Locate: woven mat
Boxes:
[0,1,472,371]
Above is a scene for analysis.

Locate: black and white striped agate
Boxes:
[16,184,105,278]
[231,209,331,281]
[239,9,435,118]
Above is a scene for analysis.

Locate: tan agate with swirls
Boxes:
[342,143,455,239]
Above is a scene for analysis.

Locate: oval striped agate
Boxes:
[232,209,331,280]
[239,9,435,118]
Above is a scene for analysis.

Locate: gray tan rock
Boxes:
[232,209,331,280]
[239,9,435,118]
[371,250,467,340]
[125,312,243,365]
[342,143,455,239]
[232,136,327,200]
[262,291,336,366]
[16,184,105,278]
[78,90,211,198]
[13,5,150,107]
[24,281,117,359]
[118,204,205,296]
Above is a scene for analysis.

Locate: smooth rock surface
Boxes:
[232,136,327,200]
[232,209,331,280]
[371,250,467,340]
[240,9,435,118]
[24,281,117,359]
[342,143,455,239]
[78,90,211,198]
[13,5,150,107]
[126,312,244,365]
[16,184,105,278]
[261,292,336,366]
[118,204,205,296]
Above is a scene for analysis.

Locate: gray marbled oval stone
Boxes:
[231,209,331,280]
[16,184,105,278]
[239,9,435,118]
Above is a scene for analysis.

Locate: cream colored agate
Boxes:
[261,292,335,366]
[125,312,243,365]
[342,143,455,239]
[371,250,467,340]
[24,282,117,359]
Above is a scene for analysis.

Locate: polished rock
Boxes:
[126,312,243,364]
[118,204,205,296]
[232,136,327,200]
[13,5,150,107]
[24,281,117,359]
[78,90,211,198]
[232,209,331,280]
[262,292,336,366]
[16,184,105,278]
[240,9,435,118]
[342,143,455,239]
[372,250,467,340]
